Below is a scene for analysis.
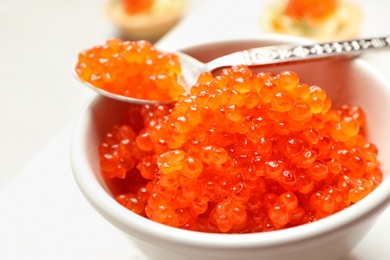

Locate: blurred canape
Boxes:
[105,0,188,43]
[259,0,362,41]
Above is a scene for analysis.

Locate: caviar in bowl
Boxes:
[70,35,390,260]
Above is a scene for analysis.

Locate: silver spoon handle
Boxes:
[206,36,390,70]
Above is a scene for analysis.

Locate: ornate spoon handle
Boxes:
[244,36,390,65]
[206,36,390,70]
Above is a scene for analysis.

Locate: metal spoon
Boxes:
[73,35,390,105]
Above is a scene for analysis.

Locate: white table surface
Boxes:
[1,0,390,259]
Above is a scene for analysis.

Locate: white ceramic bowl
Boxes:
[70,34,390,260]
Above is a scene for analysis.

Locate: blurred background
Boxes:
[0,0,206,186]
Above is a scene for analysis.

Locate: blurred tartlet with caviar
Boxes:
[260,0,362,41]
[106,0,188,42]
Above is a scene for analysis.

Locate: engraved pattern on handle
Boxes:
[244,36,390,65]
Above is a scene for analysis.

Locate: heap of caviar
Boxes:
[99,65,382,233]
[75,38,185,102]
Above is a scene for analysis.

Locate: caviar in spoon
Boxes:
[74,38,186,104]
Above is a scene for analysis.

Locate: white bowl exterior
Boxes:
[71,35,390,260]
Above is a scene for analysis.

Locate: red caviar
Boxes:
[75,39,185,102]
[99,65,382,233]
[122,0,153,14]
[285,0,338,22]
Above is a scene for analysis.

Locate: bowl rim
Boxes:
[70,34,390,250]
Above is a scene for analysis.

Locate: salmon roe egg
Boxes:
[99,64,382,234]
[75,38,185,102]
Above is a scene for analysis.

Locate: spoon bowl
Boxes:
[72,69,170,105]
[73,35,390,105]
